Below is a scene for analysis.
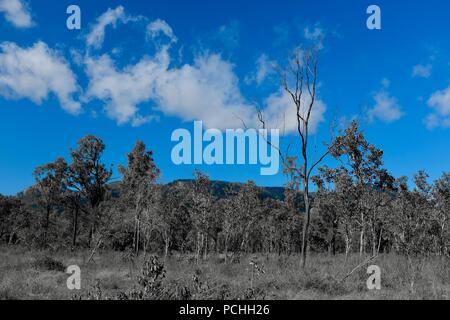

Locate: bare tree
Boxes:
[258,48,334,268]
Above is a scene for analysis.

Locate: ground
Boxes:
[0,246,449,300]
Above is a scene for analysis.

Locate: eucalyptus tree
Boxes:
[431,172,450,256]
[331,120,386,257]
[389,173,434,258]
[0,195,30,245]
[32,157,68,245]
[234,181,262,253]
[188,170,214,262]
[256,48,335,268]
[119,140,160,254]
[67,135,112,247]
[311,167,341,255]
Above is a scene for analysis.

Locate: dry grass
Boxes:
[0,246,449,300]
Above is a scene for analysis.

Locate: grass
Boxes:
[0,246,449,300]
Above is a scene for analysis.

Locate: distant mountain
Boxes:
[18,180,287,204]
[168,179,286,200]
[108,179,286,201]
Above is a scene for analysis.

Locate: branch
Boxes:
[340,254,378,283]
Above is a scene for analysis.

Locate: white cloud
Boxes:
[155,54,260,130]
[304,26,324,41]
[412,64,432,78]
[85,41,327,131]
[84,48,170,125]
[0,41,80,114]
[245,54,275,86]
[147,19,177,43]
[0,0,33,28]
[85,49,257,129]
[303,25,325,50]
[367,87,403,123]
[84,9,327,132]
[86,6,128,49]
[263,89,326,134]
[425,85,450,129]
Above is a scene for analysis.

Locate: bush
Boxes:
[300,272,348,296]
[31,256,66,272]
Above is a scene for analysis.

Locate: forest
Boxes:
[0,118,449,300]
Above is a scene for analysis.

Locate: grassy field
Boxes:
[0,246,449,300]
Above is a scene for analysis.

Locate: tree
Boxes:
[32,157,68,245]
[431,173,450,256]
[365,168,395,256]
[234,181,262,253]
[67,135,112,247]
[219,190,238,261]
[119,141,160,255]
[63,187,83,247]
[257,48,334,268]
[389,173,433,258]
[311,168,340,255]
[331,120,386,257]
[0,195,30,245]
[187,170,213,263]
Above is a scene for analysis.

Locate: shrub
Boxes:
[31,256,66,272]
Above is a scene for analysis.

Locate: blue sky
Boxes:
[0,0,449,195]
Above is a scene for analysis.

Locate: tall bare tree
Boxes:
[258,48,334,268]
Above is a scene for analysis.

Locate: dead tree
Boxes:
[257,48,335,268]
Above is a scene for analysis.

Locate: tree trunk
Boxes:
[203,236,208,260]
[164,230,170,262]
[301,181,311,269]
[136,219,140,255]
[8,232,15,245]
[359,211,365,257]
[196,231,201,264]
[372,227,377,256]
[72,205,79,247]
[344,226,352,267]
[224,235,229,264]
[44,205,51,244]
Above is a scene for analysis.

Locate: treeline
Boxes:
[0,121,449,262]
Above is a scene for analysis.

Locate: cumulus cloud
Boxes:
[0,41,80,114]
[147,19,177,43]
[245,54,276,86]
[263,89,326,134]
[84,8,327,132]
[425,85,450,129]
[155,54,260,129]
[84,48,255,129]
[367,86,403,123]
[412,63,432,78]
[84,48,170,125]
[86,6,129,49]
[0,0,33,28]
